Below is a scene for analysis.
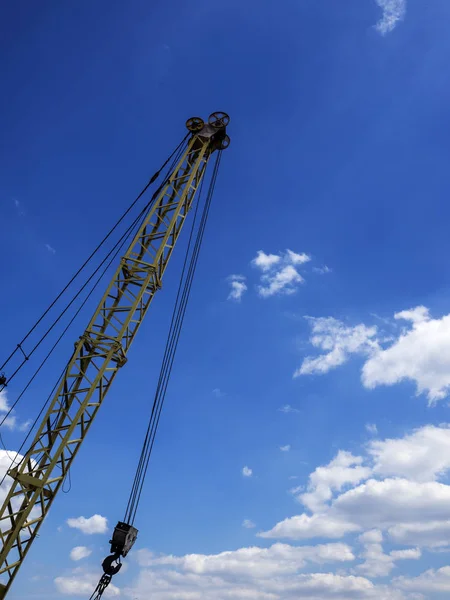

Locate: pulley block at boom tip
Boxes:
[0,111,230,600]
[186,112,230,151]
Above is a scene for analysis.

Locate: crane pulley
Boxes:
[0,112,230,597]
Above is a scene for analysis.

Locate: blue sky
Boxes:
[3,0,450,598]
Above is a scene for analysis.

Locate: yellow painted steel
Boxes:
[0,121,221,597]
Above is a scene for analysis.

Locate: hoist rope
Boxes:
[0,134,189,390]
[0,195,154,483]
[124,150,222,525]
[0,136,189,479]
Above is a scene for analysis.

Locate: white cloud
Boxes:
[357,541,395,578]
[374,0,407,35]
[125,565,405,600]
[369,425,450,482]
[390,548,421,560]
[280,445,291,452]
[45,243,56,254]
[227,275,247,302]
[0,390,9,413]
[359,530,383,544]
[285,250,311,266]
[389,520,450,548]
[139,542,355,577]
[260,424,450,552]
[298,451,371,512]
[70,546,92,561]
[127,543,389,600]
[259,513,360,540]
[362,307,450,403]
[295,317,379,377]
[242,466,253,478]
[0,390,31,432]
[212,388,226,398]
[251,251,281,272]
[356,531,419,579]
[66,514,108,535]
[395,565,450,594]
[242,519,256,529]
[55,567,119,596]
[313,265,332,275]
[333,478,450,530]
[252,249,311,298]
[298,306,450,404]
[365,424,378,435]
[279,404,300,414]
[259,265,304,298]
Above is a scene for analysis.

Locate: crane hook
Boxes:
[102,552,122,577]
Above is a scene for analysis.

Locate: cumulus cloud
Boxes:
[369,425,450,482]
[261,424,450,556]
[365,423,378,435]
[125,564,407,600]
[66,514,108,535]
[139,542,355,577]
[242,519,256,529]
[295,317,379,377]
[298,306,450,404]
[55,567,119,596]
[259,513,359,540]
[252,251,282,272]
[362,307,450,403]
[242,466,253,478]
[390,548,421,560]
[251,250,311,298]
[125,423,450,600]
[298,451,371,513]
[395,565,450,594]
[374,0,407,35]
[125,543,402,600]
[70,546,92,561]
[388,520,450,549]
[227,275,247,302]
[280,445,291,452]
[357,539,395,578]
[356,530,420,579]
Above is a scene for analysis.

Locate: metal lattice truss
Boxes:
[0,133,212,597]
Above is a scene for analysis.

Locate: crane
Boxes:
[0,112,230,597]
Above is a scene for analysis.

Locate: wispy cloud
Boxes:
[45,243,56,255]
[295,317,379,377]
[280,445,291,452]
[252,250,311,298]
[366,423,378,435]
[212,388,226,398]
[279,404,300,414]
[242,466,253,477]
[227,274,247,302]
[0,390,31,432]
[313,265,331,275]
[242,519,256,529]
[374,0,406,35]
[13,199,25,217]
